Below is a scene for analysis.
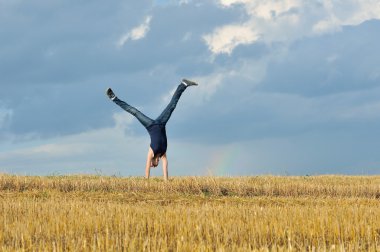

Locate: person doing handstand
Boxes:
[106,79,198,180]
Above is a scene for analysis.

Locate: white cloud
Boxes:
[219,0,250,7]
[311,0,380,34]
[312,16,341,34]
[337,0,380,26]
[207,0,302,55]
[117,16,152,48]
[205,0,380,54]
[245,0,301,21]
[203,24,259,54]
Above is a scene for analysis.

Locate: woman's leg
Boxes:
[156,83,187,125]
[113,97,153,128]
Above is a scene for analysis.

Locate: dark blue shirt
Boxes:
[147,123,167,157]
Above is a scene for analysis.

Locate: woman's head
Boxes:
[151,155,160,167]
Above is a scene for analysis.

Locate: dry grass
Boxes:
[1,174,380,251]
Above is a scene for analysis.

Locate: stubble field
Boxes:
[0,174,380,251]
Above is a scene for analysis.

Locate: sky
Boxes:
[1,0,380,176]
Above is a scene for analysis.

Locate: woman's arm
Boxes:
[145,147,154,179]
[161,153,168,181]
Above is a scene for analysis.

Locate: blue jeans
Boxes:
[113,83,187,128]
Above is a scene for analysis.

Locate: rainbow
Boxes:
[206,145,243,176]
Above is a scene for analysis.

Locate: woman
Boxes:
[106,79,198,180]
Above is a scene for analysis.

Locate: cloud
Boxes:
[159,56,269,113]
[205,0,380,54]
[259,20,380,97]
[312,16,341,34]
[311,0,380,34]
[205,0,304,54]
[117,16,152,47]
[0,112,148,175]
[203,24,259,54]
[0,143,90,160]
[112,111,135,130]
[0,111,215,176]
[169,17,380,143]
[161,72,226,107]
[1,0,380,175]
[0,0,233,138]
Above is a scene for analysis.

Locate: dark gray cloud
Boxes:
[0,1,151,83]
[0,0,237,137]
[1,1,380,175]
[259,20,380,96]
[166,20,380,146]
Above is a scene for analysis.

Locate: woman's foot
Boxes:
[182,79,198,86]
[106,88,116,100]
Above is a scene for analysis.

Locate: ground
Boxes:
[1,175,379,251]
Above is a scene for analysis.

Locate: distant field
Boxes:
[1,174,379,251]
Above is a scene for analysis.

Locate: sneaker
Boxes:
[182,79,198,87]
[106,88,116,100]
